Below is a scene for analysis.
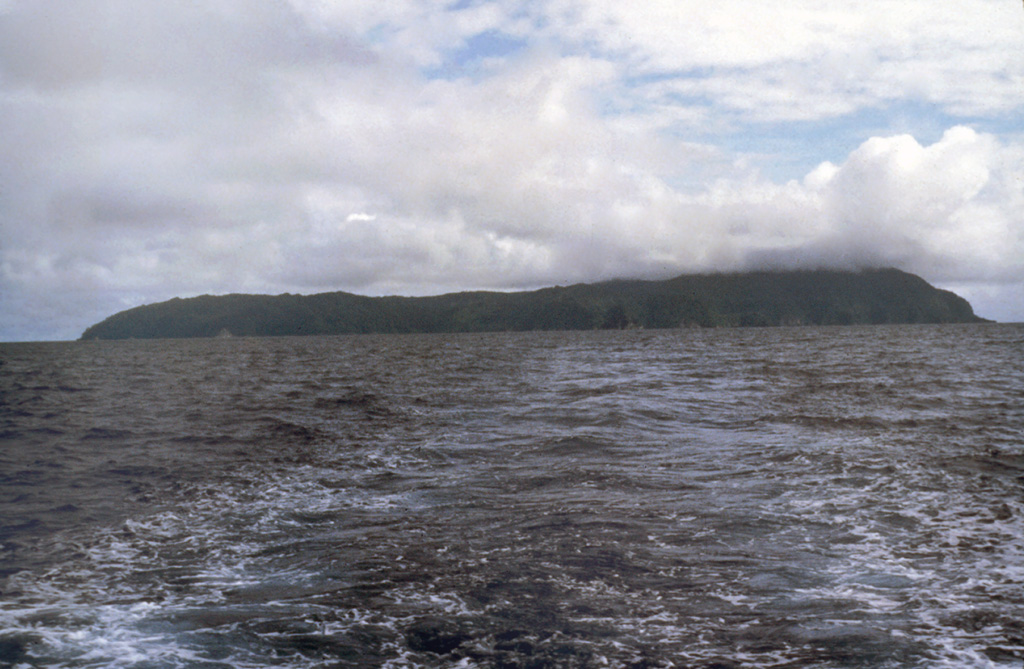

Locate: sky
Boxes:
[1,1,1022,341]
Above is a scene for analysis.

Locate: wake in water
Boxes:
[1,325,1023,667]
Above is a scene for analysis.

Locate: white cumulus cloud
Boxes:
[0,0,1022,339]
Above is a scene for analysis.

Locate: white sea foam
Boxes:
[3,326,1023,667]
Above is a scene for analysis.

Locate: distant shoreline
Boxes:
[79,268,988,340]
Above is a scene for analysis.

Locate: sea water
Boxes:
[1,324,1022,667]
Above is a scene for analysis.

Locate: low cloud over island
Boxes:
[1,1,1022,340]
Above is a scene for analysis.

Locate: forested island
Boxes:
[80,268,986,340]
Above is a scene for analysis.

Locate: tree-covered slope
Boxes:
[79,268,986,340]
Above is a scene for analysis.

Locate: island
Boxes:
[79,268,987,340]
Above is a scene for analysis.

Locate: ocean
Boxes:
[1,324,1022,668]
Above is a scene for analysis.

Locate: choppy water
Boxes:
[1,324,1023,668]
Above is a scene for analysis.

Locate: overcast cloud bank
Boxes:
[1,0,1022,340]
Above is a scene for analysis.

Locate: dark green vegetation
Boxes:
[80,268,986,339]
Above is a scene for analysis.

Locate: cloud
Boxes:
[538,0,1024,123]
[715,128,1023,281]
[1,0,1022,339]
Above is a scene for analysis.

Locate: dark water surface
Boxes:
[1,325,1022,668]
